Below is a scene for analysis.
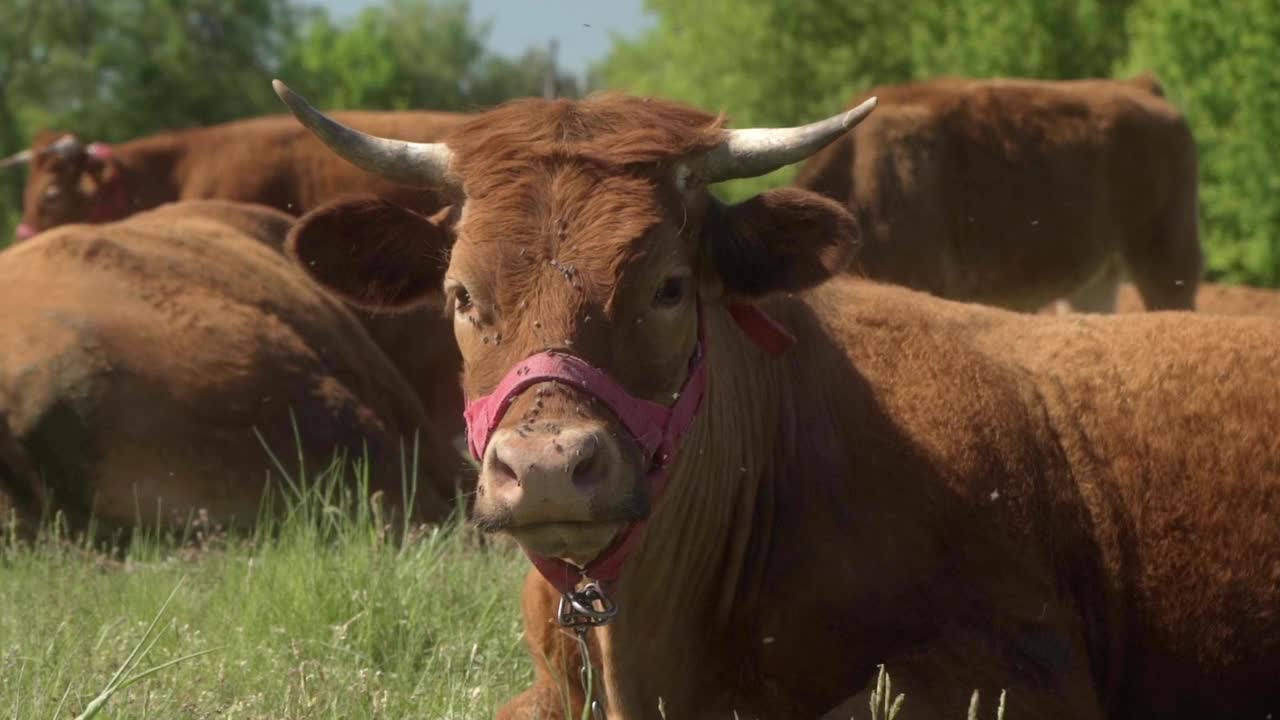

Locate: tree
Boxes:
[277,0,580,113]
[278,0,487,111]
[0,0,301,242]
[600,0,1136,201]
[0,0,589,245]
[601,0,1278,288]
[1126,0,1280,286]
[467,43,584,108]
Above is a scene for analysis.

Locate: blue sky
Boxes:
[317,0,654,79]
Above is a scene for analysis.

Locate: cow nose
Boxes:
[15,223,35,241]
[488,426,607,492]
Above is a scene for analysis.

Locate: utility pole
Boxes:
[543,37,560,99]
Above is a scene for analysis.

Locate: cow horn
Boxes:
[698,96,878,183]
[271,79,454,189]
[45,134,85,158]
[0,149,32,169]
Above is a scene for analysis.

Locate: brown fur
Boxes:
[18,109,466,236]
[0,200,463,535]
[285,93,1279,719]
[793,74,1202,313]
[15,113,471,441]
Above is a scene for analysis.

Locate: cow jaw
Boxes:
[471,383,648,565]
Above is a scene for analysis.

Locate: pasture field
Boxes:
[0,465,532,719]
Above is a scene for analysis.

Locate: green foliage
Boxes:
[602,0,1278,287]
[277,1,580,113]
[601,0,1134,202]
[0,0,581,247]
[278,0,486,111]
[1125,0,1280,286]
[908,0,1136,80]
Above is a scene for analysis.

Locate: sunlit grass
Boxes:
[0,454,529,719]
[0,444,1010,719]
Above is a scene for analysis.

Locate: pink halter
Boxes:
[463,302,794,593]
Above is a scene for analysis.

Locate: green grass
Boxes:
[0,460,531,719]
[0,449,1006,719]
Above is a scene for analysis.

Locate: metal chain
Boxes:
[557,582,617,720]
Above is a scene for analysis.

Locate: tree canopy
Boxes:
[602,0,1278,286]
[0,0,577,240]
[3,0,1276,286]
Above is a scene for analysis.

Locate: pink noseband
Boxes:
[464,302,793,593]
[15,223,35,241]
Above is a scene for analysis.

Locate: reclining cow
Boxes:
[274,80,1279,719]
[0,200,463,536]
[793,73,1202,314]
[1,113,471,442]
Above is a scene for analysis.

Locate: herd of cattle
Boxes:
[1,72,1277,718]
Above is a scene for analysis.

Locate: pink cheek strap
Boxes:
[464,333,707,475]
[462,301,790,593]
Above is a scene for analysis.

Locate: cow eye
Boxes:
[453,286,473,313]
[652,276,687,309]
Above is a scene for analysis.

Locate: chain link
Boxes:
[557,582,617,720]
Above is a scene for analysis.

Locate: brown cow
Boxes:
[1,114,469,442]
[1,109,465,242]
[793,73,1202,314]
[274,82,1280,719]
[0,200,463,536]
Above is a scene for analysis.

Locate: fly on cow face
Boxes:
[279,82,872,572]
[447,169,700,398]
[443,167,702,564]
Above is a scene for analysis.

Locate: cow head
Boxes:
[277,80,872,576]
[4,131,117,241]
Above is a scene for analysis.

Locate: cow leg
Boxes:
[1122,202,1202,311]
[1064,261,1121,314]
[496,569,587,720]
[816,637,1105,720]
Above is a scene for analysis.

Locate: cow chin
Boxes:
[472,483,650,565]
[507,520,630,567]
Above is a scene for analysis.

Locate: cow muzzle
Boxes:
[463,316,708,592]
[475,400,641,565]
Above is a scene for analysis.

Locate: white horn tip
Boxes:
[842,96,878,129]
[271,79,292,101]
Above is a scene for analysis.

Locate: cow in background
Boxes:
[1,112,472,441]
[1,108,466,242]
[794,73,1202,313]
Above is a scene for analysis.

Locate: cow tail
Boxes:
[0,410,40,532]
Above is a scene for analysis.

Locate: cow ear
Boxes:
[287,195,452,311]
[703,187,858,298]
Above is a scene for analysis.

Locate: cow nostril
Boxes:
[570,436,603,487]
[490,452,519,487]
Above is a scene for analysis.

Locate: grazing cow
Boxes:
[793,73,1202,314]
[0,200,463,535]
[273,81,1280,719]
[0,109,466,242]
